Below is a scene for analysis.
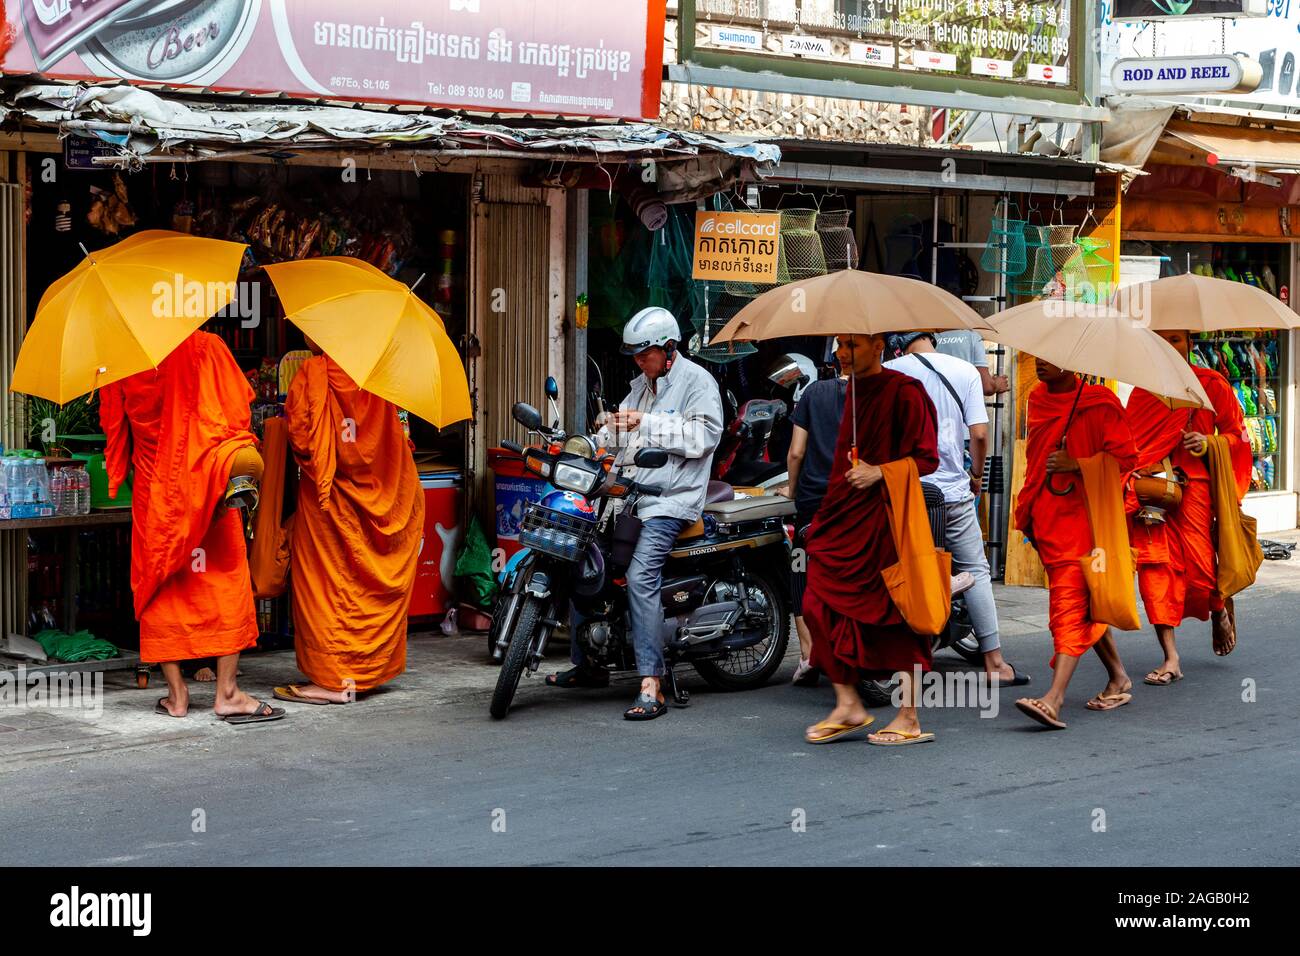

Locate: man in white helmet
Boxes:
[546,307,723,720]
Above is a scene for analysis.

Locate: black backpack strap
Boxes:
[913,353,966,421]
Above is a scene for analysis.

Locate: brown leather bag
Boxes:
[1133,456,1183,511]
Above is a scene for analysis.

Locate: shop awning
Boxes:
[1,83,780,203]
[1161,120,1300,170]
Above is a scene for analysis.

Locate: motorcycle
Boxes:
[489,401,794,719]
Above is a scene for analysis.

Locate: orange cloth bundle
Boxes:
[879,457,951,636]
[1077,453,1141,632]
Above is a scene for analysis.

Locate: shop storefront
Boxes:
[0,1,779,664]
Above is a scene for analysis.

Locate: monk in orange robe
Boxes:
[101,330,284,724]
[1127,329,1252,684]
[1013,359,1138,730]
[273,352,424,704]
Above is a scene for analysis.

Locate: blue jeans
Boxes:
[944,496,1000,654]
[571,515,690,677]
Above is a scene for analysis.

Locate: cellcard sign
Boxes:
[692,211,780,283]
[1,0,668,120]
[684,0,1078,93]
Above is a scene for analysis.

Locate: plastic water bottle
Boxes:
[76,465,91,515]
[50,467,68,516]
[24,458,42,505]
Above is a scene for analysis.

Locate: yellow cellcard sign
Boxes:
[692,211,780,282]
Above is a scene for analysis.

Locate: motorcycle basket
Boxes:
[520,502,597,562]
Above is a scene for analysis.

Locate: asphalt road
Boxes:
[2,582,1297,867]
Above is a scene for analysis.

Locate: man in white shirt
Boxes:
[934,329,1009,397]
[886,332,1028,687]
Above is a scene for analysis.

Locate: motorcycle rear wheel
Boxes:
[693,568,790,691]
[489,597,545,720]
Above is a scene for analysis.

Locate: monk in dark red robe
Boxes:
[101,330,284,724]
[802,333,941,746]
[1126,329,1252,682]
[1013,360,1139,729]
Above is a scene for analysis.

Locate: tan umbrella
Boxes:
[711,269,991,344]
[1130,273,1300,332]
[985,299,1212,408]
[711,269,990,463]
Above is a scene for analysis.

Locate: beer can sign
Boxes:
[692,211,781,283]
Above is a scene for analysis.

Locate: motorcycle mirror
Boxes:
[545,376,559,399]
[512,402,544,431]
[633,448,669,469]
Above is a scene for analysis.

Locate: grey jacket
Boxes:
[597,355,723,523]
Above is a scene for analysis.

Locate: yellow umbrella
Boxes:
[1128,272,1300,331]
[985,299,1212,408]
[262,257,471,428]
[10,230,248,403]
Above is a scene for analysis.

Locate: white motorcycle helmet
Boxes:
[621,307,680,355]
[766,353,818,403]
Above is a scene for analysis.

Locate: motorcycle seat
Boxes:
[703,495,796,522]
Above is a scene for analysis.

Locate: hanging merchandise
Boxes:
[979,202,1027,277]
[777,208,828,282]
[53,200,71,233]
[690,282,758,364]
[816,207,859,272]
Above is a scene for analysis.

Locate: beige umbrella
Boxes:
[1129,273,1300,331]
[988,299,1212,498]
[711,269,991,463]
[711,268,991,344]
[985,299,1212,409]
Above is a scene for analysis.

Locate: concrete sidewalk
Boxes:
[3,531,1297,773]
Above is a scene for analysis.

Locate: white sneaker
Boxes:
[950,572,976,597]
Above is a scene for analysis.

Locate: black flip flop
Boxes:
[154,697,185,718]
[996,664,1031,688]
[546,665,610,689]
[219,700,286,725]
[624,693,667,721]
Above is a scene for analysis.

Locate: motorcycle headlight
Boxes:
[553,461,601,496]
[563,435,597,459]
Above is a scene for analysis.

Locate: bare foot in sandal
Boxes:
[1015,696,1067,729]
[1144,666,1183,686]
[1086,678,1133,712]
[1212,604,1237,657]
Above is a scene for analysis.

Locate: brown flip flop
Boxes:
[154,697,186,718]
[1085,691,1133,712]
[1143,669,1183,686]
[273,684,333,705]
[1015,697,1067,729]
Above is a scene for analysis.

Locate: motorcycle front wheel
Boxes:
[693,567,790,691]
[489,596,546,720]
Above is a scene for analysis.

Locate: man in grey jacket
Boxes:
[546,307,723,720]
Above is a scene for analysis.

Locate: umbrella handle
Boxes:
[1045,434,1076,494]
[1046,471,1076,497]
